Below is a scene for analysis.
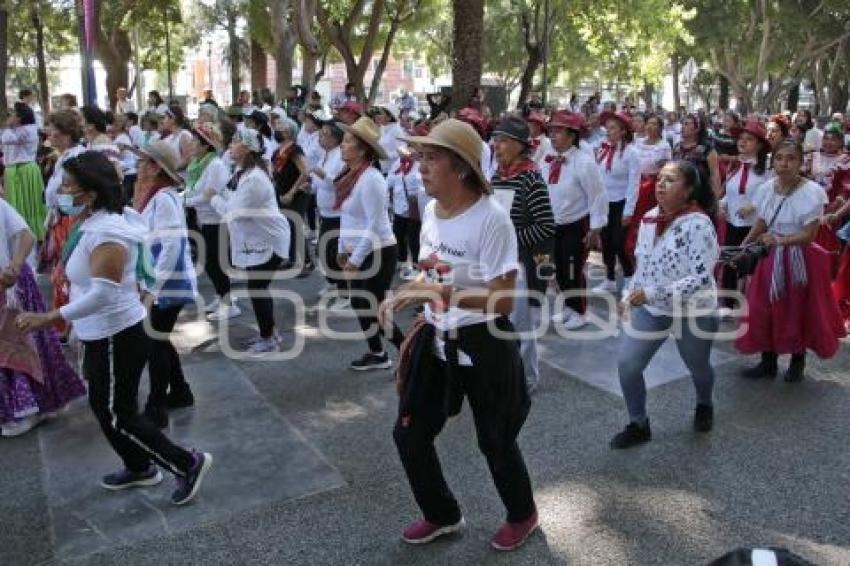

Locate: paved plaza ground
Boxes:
[3,260,849,565]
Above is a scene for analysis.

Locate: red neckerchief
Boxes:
[333,162,371,210]
[395,156,414,176]
[728,159,754,195]
[544,153,567,184]
[498,159,537,180]
[596,141,617,172]
[641,203,703,236]
[272,142,296,173]
[134,177,172,213]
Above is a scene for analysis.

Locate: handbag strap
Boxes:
[765,194,788,231]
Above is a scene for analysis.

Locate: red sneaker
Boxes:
[490,511,539,551]
[401,517,465,544]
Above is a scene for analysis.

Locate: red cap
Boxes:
[600,111,633,133]
[457,106,486,137]
[739,120,768,144]
[546,111,584,132]
[338,101,364,117]
[527,112,547,127]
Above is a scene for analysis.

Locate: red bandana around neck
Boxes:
[134,177,173,213]
[395,156,414,176]
[641,203,703,236]
[544,153,567,184]
[498,159,537,181]
[272,142,296,173]
[333,162,371,210]
[596,141,617,172]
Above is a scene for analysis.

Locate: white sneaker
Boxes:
[1,414,45,437]
[551,306,578,324]
[207,303,242,321]
[247,337,280,354]
[563,312,589,330]
[203,297,221,314]
[592,279,618,294]
[400,266,419,281]
[329,297,351,311]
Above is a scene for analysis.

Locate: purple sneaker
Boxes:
[171,451,213,505]
[401,517,465,544]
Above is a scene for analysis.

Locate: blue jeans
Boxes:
[618,307,718,424]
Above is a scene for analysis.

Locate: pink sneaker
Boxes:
[490,511,539,551]
[401,517,465,544]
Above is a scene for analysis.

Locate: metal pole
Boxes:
[165,6,173,100]
[541,0,549,106]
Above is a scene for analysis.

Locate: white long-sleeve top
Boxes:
[314,146,345,219]
[379,122,403,174]
[210,167,291,268]
[530,134,553,166]
[539,147,608,229]
[387,159,425,218]
[44,146,85,209]
[183,156,231,225]
[634,138,672,177]
[627,209,720,316]
[337,166,396,267]
[595,141,640,206]
[720,158,773,228]
[0,125,39,164]
[113,133,138,176]
[481,141,497,181]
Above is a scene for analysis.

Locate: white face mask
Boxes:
[56,193,86,216]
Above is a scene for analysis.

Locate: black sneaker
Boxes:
[349,352,392,371]
[784,354,805,382]
[693,404,714,432]
[171,451,213,506]
[741,353,778,379]
[101,465,163,491]
[610,420,652,449]
[144,405,169,429]
[166,387,195,409]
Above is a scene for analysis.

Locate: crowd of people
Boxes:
[1,83,849,550]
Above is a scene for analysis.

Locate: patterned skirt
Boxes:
[4,162,47,240]
[0,265,85,425]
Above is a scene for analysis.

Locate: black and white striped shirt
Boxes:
[491,170,555,250]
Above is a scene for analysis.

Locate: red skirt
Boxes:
[736,243,845,358]
[625,174,658,257]
[832,247,850,329]
[814,223,841,277]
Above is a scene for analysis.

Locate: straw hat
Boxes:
[399,118,487,191]
[130,139,183,185]
[339,116,388,160]
[193,123,223,152]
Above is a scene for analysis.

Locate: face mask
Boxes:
[57,193,86,216]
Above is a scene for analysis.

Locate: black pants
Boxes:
[247,254,282,338]
[554,218,589,314]
[306,193,318,231]
[722,222,751,308]
[318,216,342,286]
[85,322,193,476]
[284,192,311,267]
[600,199,633,280]
[201,223,231,298]
[392,215,422,264]
[349,245,404,352]
[146,304,190,412]
[393,326,535,525]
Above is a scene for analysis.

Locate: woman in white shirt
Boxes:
[736,140,845,382]
[17,151,212,505]
[183,124,239,321]
[387,147,424,280]
[1,102,47,240]
[594,112,640,293]
[378,119,538,551]
[312,121,347,303]
[336,117,402,370]
[108,113,138,204]
[203,129,291,354]
[540,111,608,329]
[131,141,198,428]
[158,106,193,172]
[374,104,403,174]
[613,160,720,449]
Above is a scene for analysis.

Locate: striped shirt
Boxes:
[490,170,555,250]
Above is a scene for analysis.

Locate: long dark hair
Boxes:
[13,102,35,125]
[62,151,125,213]
[671,159,716,217]
[81,105,107,133]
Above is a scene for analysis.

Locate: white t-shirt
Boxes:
[62,210,148,341]
[337,167,396,266]
[0,125,39,164]
[419,195,519,332]
[314,146,345,219]
[114,133,138,176]
[753,179,827,236]
[184,157,231,225]
[0,199,29,269]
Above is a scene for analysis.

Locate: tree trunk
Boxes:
[0,0,8,119]
[787,81,800,112]
[451,0,484,112]
[368,22,400,105]
[671,52,680,111]
[643,82,655,111]
[91,0,132,110]
[250,38,267,91]
[516,49,541,109]
[31,1,50,113]
[830,82,849,115]
[718,74,729,110]
[227,12,241,103]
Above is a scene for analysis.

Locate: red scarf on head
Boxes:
[272,142,296,173]
[544,154,567,184]
[596,141,617,172]
[134,177,173,213]
[333,162,371,210]
[395,155,414,176]
[641,203,703,236]
[498,159,537,181]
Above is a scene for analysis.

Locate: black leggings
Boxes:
[246,254,282,338]
[349,245,404,352]
[318,216,342,286]
[85,322,194,476]
[721,222,751,308]
[146,304,190,412]
[201,223,231,298]
[392,215,422,264]
[554,218,589,314]
[284,192,311,267]
[600,199,633,280]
